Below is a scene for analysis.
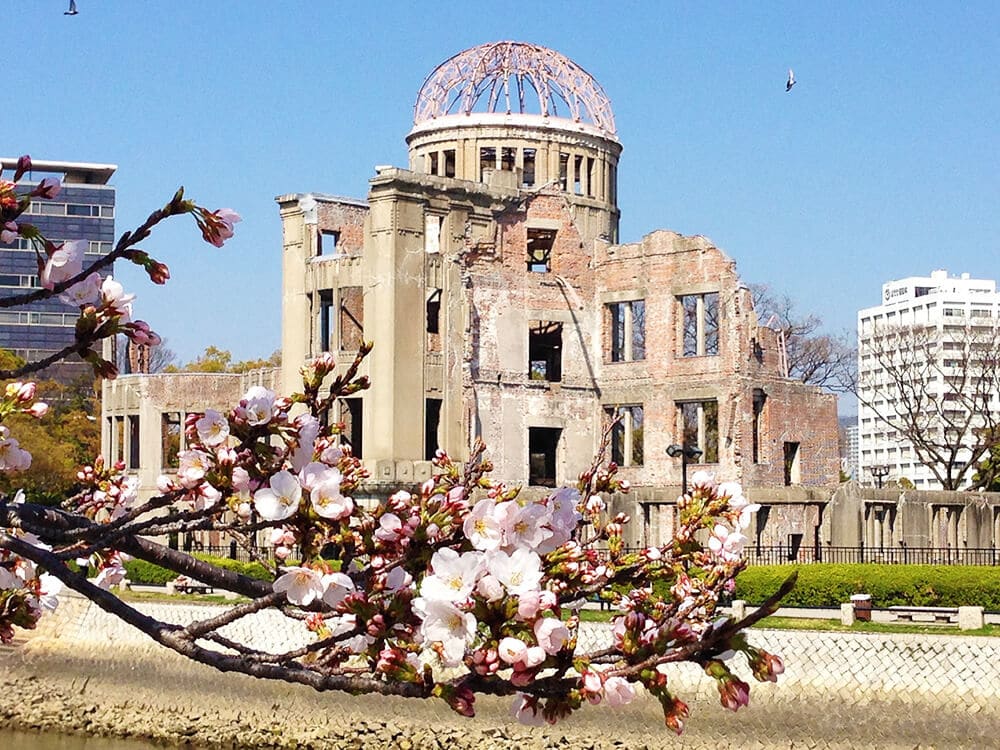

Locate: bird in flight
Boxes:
[786,69,796,92]
[64,0,78,15]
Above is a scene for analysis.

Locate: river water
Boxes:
[1,728,173,749]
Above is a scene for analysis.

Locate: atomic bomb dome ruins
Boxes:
[105,42,843,550]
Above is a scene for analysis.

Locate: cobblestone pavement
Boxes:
[1,594,997,749]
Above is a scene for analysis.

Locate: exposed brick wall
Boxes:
[316,201,368,255]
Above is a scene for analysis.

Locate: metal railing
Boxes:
[746,544,1000,566]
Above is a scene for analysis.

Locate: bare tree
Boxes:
[750,284,854,390]
[856,321,1000,490]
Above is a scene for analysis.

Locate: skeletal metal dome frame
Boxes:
[413,41,616,135]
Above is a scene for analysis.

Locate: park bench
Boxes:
[888,605,958,625]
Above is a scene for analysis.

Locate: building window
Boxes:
[528,427,560,487]
[678,400,718,463]
[317,290,334,353]
[426,289,442,353]
[339,398,363,458]
[522,148,536,187]
[427,152,438,175]
[128,415,141,470]
[573,155,584,195]
[443,150,456,178]
[425,214,442,254]
[114,416,125,464]
[752,389,767,464]
[528,321,562,382]
[501,147,516,171]
[558,153,569,191]
[319,230,340,257]
[783,442,801,485]
[607,299,645,362]
[339,287,364,352]
[526,228,556,273]
[480,147,496,181]
[425,398,442,461]
[161,412,181,469]
[679,292,720,357]
[605,405,644,466]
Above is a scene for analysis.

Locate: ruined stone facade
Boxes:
[274,42,841,548]
[93,42,843,555]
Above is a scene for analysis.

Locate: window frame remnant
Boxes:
[128,414,140,470]
[425,398,442,461]
[752,389,767,464]
[677,399,719,463]
[480,146,496,181]
[526,228,557,273]
[528,427,561,487]
[528,320,563,382]
[319,230,341,257]
[605,404,644,466]
[522,147,536,187]
[679,292,720,357]
[339,398,363,459]
[607,299,646,362]
[161,412,181,469]
[318,289,334,353]
[783,441,801,485]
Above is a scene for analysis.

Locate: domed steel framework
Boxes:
[413,41,616,135]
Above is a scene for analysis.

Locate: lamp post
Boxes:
[869,464,889,489]
[666,443,703,496]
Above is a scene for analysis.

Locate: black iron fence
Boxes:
[178,542,300,564]
[746,544,1000,566]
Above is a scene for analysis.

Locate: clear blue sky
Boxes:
[10,2,999,390]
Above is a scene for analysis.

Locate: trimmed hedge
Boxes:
[735,564,1000,610]
[123,554,273,586]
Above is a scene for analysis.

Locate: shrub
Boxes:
[735,564,1000,610]
[123,555,273,585]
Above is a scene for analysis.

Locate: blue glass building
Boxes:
[0,159,116,382]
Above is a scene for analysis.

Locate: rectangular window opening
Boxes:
[783,441,801,486]
[528,321,562,382]
[607,300,645,362]
[425,398,442,461]
[443,150,456,178]
[678,400,719,463]
[340,398,363,459]
[573,155,584,195]
[526,228,556,273]
[679,292,720,357]
[424,214,442,254]
[318,289,334,353]
[752,389,767,464]
[114,416,125,465]
[480,147,496,181]
[501,147,516,171]
[161,412,181,469]
[586,157,596,197]
[522,148,536,187]
[128,415,140,470]
[558,153,569,191]
[339,286,364,352]
[604,405,644,466]
[528,427,560,487]
[426,289,442,353]
[428,152,438,175]
[319,230,340,257]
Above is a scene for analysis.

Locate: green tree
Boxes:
[165,346,280,374]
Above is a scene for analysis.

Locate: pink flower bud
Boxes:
[27,402,49,418]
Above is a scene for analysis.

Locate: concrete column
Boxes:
[696,295,706,355]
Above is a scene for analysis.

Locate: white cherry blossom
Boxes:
[195,409,230,446]
[253,470,302,521]
[273,566,324,606]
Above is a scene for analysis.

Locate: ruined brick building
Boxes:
[273,42,841,548]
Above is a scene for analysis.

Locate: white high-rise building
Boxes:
[857,270,1000,490]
